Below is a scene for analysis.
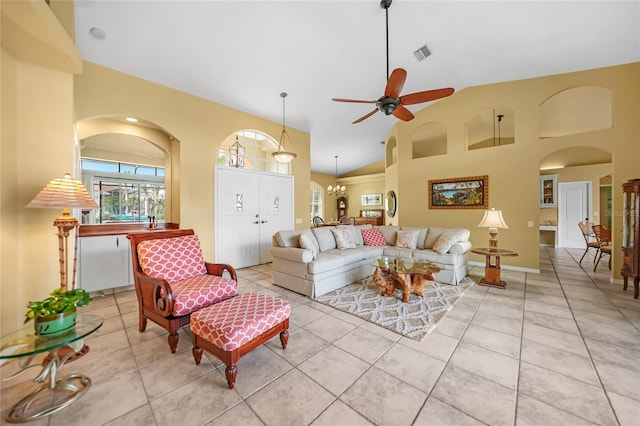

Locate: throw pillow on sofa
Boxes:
[433,230,466,254]
[361,227,387,246]
[395,229,420,249]
[331,228,356,249]
[299,234,318,260]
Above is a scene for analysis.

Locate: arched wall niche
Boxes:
[386,136,397,168]
[411,122,447,159]
[539,145,612,170]
[466,107,515,150]
[539,85,612,139]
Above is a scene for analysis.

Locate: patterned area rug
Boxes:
[315,276,476,341]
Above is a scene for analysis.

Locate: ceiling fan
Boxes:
[332,0,454,124]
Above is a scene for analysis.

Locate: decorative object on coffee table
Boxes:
[478,208,509,248]
[371,256,440,303]
[471,248,518,289]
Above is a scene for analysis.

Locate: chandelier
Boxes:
[271,92,297,163]
[327,155,346,196]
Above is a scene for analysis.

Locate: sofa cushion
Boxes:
[433,229,469,254]
[424,228,447,249]
[412,249,464,267]
[312,226,337,252]
[377,226,400,245]
[331,228,356,249]
[307,253,345,274]
[337,225,362,246]
[299,234,318,260]
[324,248,365,263]
[354,224,372,245]
[361,227,387,246]
[137,235,207,284]
[400,227,429,249]
[170,274,238,316]
[395,229,420,249]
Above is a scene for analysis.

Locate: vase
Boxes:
[34,309,77,336]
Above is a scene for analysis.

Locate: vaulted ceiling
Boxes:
[73,1,640,175]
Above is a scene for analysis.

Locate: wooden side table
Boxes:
[471,248,518,289]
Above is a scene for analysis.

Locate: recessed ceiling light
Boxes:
[125,117,138,123]
[90,27,107,40]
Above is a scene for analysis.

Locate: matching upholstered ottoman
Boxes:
[190,292,291,389]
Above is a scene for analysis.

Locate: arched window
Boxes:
[310,181,324,223]
[217,130,291,174]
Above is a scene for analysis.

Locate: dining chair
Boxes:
[312,216,325,227]
[592,224,612,272]
[578,221,600,264]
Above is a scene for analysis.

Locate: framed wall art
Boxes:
[428,175,488,209]
[361,193,383,206]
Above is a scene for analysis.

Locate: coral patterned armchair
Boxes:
[127,229,237,353]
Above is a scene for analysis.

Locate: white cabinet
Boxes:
[79,235,133,292]
[540,175,558,208]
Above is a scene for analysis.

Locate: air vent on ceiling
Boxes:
[414,45,431,62]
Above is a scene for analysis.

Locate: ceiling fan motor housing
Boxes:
[377,96,400,115]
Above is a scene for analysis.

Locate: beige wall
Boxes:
[1,1,81,332]
[74,61,311,261]
[385,63,640,274]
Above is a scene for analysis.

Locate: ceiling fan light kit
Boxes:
[272,92,297,163]
[332,0,454,124]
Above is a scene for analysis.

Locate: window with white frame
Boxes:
[310,183,324,223]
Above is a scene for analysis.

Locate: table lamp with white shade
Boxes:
[478,208,509,249]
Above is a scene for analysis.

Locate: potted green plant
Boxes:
[24,288,100,336]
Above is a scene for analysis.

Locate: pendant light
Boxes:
[271,92,297,163]
[327,155,346,196]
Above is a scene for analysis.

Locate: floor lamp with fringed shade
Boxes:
[27,173,99,291]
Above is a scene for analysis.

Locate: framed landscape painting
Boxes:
[428,175,488,209]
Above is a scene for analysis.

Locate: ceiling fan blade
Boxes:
[352,109,379,124]
[332,98,377,104]
[392,105,414,121]
[384,68,407,98]
[401,88,455,105]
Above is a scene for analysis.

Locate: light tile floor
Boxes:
[1,248,639,425]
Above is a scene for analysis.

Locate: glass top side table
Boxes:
[0,314,103,423]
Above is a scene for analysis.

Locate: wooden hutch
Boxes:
[355,209,384,226]
[622,178,640,299]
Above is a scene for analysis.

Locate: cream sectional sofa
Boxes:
[271,224,471,298]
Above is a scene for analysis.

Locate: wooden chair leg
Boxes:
[192,346,203,365]
[225,364,238,389]
[168,332,179,353]
[280,329,289,349]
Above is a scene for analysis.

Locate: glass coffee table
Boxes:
[0,315,103,423]
[372,256,441,302]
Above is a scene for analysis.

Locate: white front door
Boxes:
[558,181,592,248]
[215,167,293,268]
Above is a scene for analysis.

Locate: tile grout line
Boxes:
[548,247,622,426]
